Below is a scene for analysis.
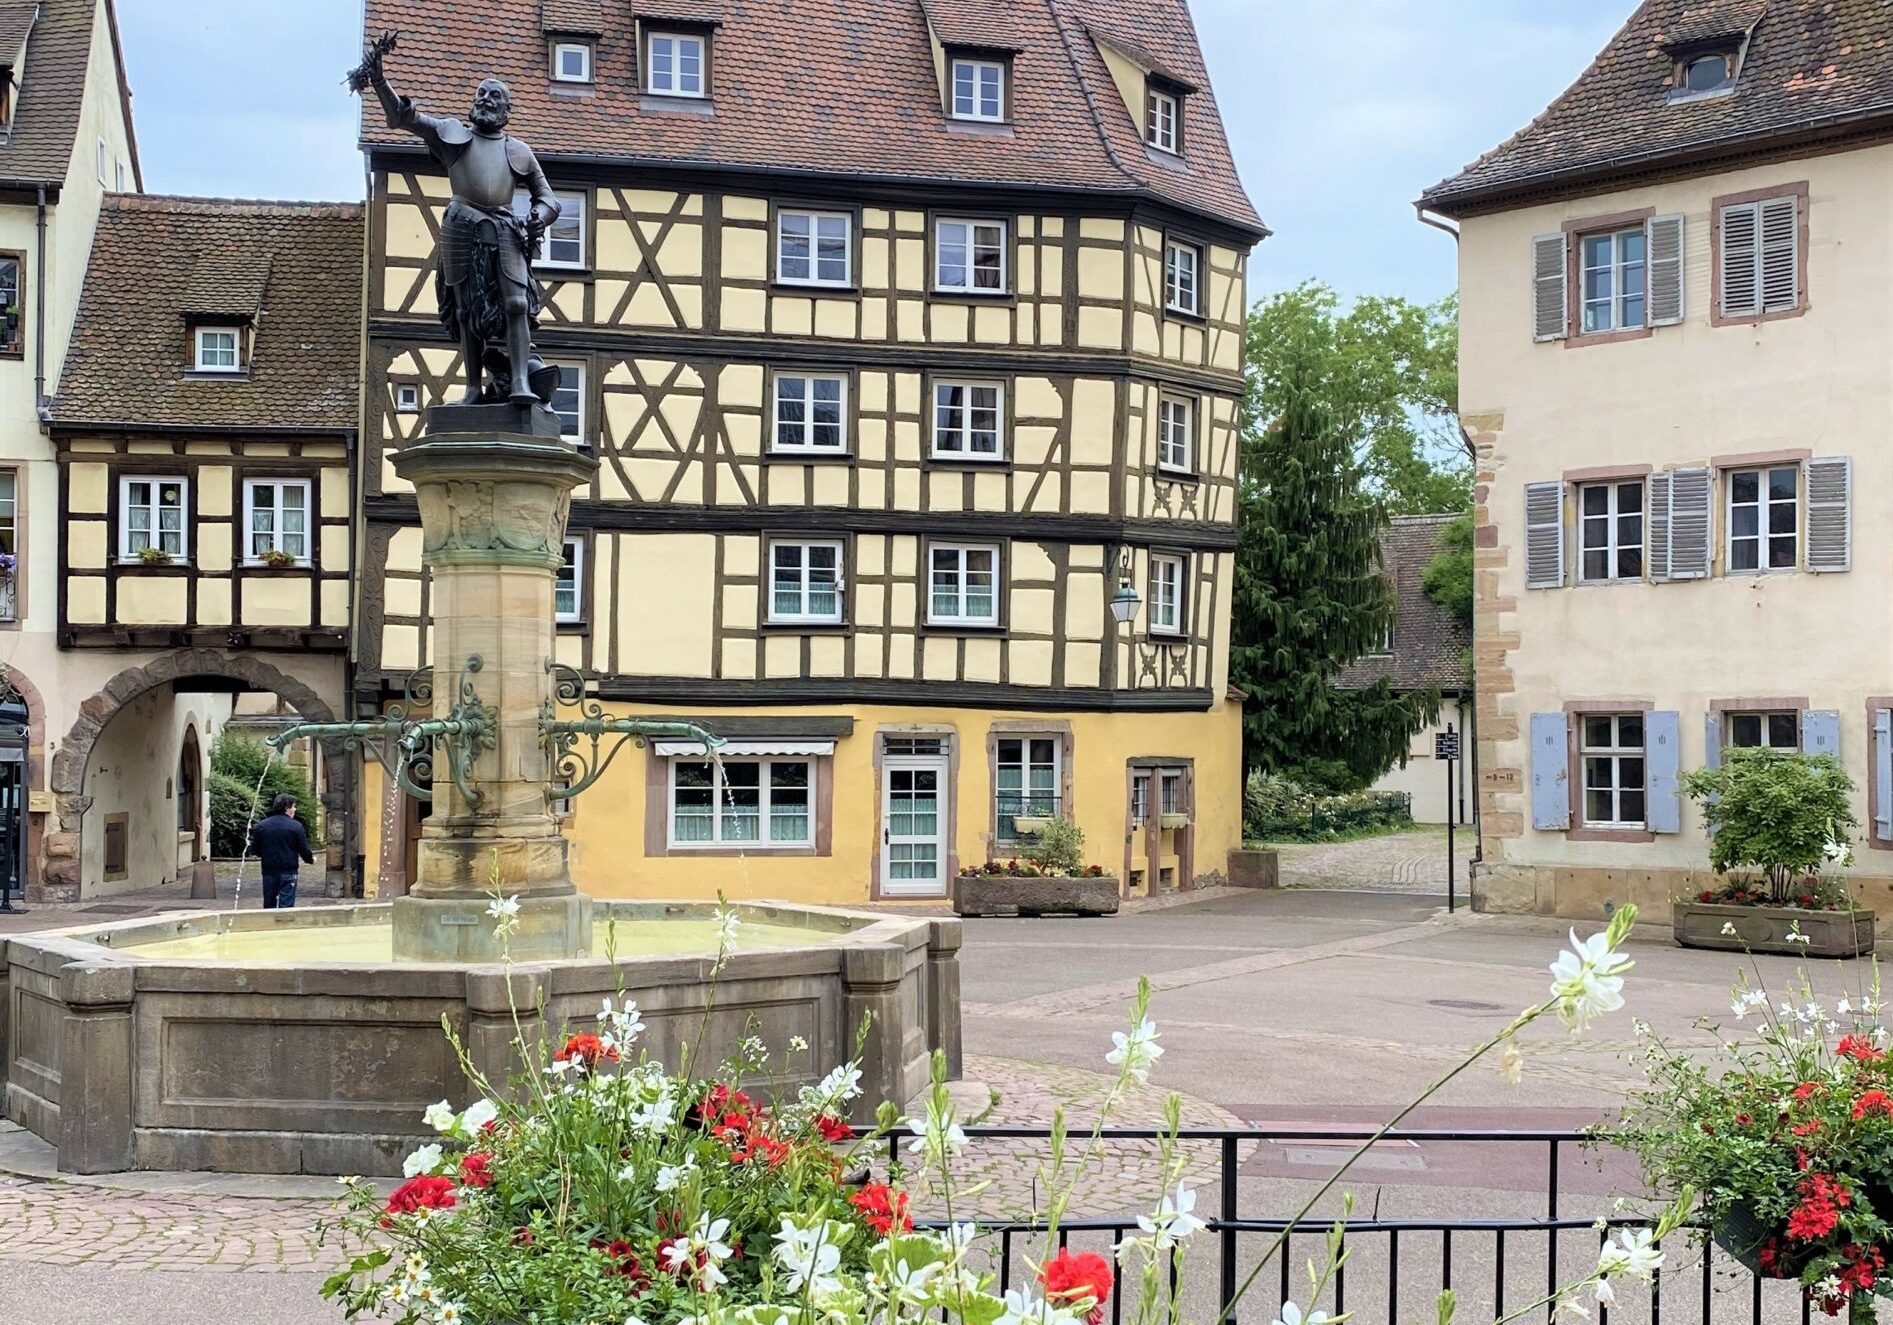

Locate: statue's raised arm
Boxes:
[348,31,455,161]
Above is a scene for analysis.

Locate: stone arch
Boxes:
[43,650,347,901]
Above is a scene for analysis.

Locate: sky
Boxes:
[114,0,1628,308]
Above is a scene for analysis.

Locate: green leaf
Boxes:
[319,1247,391,1299]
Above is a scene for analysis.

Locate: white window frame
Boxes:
[395,383,420,414]
[241,478,312,565]
[551,40,594,83]
[1158,395,1194,473]
[556,538,584,623]
[1130,772,1151,823]
[1726,464,1798,574]
[550,361,586,442]
[668,757,813,848]
[194,325,242,373]
[0,256,22,355]
[96,137,107,185]
[115,158,129,191]
[1146,86,1179,153]
[646,30,707,98]
[118,475,189,562]
[949,57,1006,122]
[1150,552,1186,636]
[772,373,848,454]
[515,189,587,269]
[1578,226,1647,334]
[776,209,852,287]
[1164,240,1200,315]
[1576,479,1643,584]
[931,380,1005,460]
[1580,714,1647,830]
[768,539,846,624]
[928,542,1000,627]
[1726,710,1799,752]
[934,218,1008,293]
[995,736,1060,843]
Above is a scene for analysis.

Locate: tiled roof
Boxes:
[540,1,608,34]
[359,0,1262,233]
[1,0,125,187]
[1421,0,1893,214]
[921,0,1022,51]
[50,196,365,432]
[0,3,35,62]
[1334,515,1471,695]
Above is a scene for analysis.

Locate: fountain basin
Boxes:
[1,901,961,1176]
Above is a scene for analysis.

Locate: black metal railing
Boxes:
[877,1125,1800,1325]
[994,792,1061,846]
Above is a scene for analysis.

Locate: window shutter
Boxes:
[1647,213,1685,325]
[1875,708,1893,842]
[1646,710,1682,834]
[1523,481,1565,589]
[1760,195,1799,313]
[1531,233,1567,341]
[1646,472,1672,581]
[1719,201,1761,318]
[1802,709,1841,759]
[1529,713,1570,830]
[1703,712,1722,771]
[1805,456,1851,573]
[1664,467,1712,579]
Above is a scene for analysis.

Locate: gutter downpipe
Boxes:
[33,183,47,419]
[1414,203,1482,872]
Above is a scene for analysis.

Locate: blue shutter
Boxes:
[1803,710,1841,759]
[1875,708,1893,843]
[1646,710,1682,834]
[1703,713,1722,770]
[1530,713,1570,830]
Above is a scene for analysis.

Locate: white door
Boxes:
[881,757,948,896]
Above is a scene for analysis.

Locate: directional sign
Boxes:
[1434,730,1461,762]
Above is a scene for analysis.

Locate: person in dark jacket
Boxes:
[249,794,315,909]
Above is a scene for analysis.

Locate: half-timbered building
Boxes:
[356,0,1264,903]
[42,195,360,898]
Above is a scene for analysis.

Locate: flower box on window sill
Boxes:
[131,549,180,568]
[1159,812,1191,830]
[1671,900,1873,959]
[254,549,301,570]
[951,871,1120,918]
[1007,814,1050,836]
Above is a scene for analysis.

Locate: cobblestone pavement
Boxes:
[1272,827,1474,894]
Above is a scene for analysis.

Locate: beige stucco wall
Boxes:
[79,688,224,898]
[1459,141,1893,920]
[1366,698,1472,826]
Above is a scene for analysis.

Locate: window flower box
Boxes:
[1159,812,1191,830]
[1007,814,1050,836]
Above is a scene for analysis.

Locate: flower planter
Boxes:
[1672,900,1874,958]
[1008,815,1050,836]
[1159,813,1191,830]
[952,874,1120,918]
[1710,1201,1775,1275]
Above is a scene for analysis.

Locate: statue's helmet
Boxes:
[470,78,512,128]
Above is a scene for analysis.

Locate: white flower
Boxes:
[1548,927,1632,1033]
[1813,1275,1844,1303]
[438,1304,466,1325]
[997,1288,1082,1325]
[626,1316,652,1325]
[773,1218,846,1298]
[1592,1279,1616,1308]
[715,904,741,948]
[665,1213,734,1290]
[655,1157,696,1192]
[1839,997,1854,1016]
[1271,1305,1333,1325]
[1500,1041,1524,1087]
[1136,1181,1206,1249]
[1789,931,1813,946]
[882,1256,941,1305]
[1721,922,1738,937]
[486,894,521,935]
[628,1093,678,1135]
[1106,1017,1164,1085]
[789,1035,809,1053]
[596,998,646,1049]
[422,1100,457,1132]
[402,1143,444,1178]
[1551,1295,1590,1322]
[807,1063,863,1106]
[1596,1227,1663,1284]
[460,1097,498,1137]
[902,1107,968,1162]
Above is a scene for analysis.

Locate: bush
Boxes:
[207,733,321,857]
[1022,815,1086,875]
[1680,749,1856,905]
[1244,767,1412,843]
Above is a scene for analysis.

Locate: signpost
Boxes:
[1435,723,1461,913]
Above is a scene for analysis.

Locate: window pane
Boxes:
[1731,471,1758,504]
[1769,467,1797,501]
[1768,713,1797,747]
[1619,716,1643,749]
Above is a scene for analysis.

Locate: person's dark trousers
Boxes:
[262,872,299,909]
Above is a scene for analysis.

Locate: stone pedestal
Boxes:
[388,410,597,963]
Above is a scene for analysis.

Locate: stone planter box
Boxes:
[1673,900,1875,958]
[953,874,1120,918]
[1228,849,1279,889]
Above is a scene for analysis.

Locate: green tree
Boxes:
[1231,335,1438,790]
[1244,282,1465,514]
[1681,750,1856,904]
[1421,511,1474,628]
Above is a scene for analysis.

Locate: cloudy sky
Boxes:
[116,0,1626,307]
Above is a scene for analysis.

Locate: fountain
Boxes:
[0,34,960,1176]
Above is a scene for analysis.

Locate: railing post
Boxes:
[1220,1134,1238,1325]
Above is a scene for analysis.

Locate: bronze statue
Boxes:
[350,33,561,409]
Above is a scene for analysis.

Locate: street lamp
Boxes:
[1109,549,1141,625]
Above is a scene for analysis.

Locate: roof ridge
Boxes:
[106,193,366,217]
[1037,0,1145,196]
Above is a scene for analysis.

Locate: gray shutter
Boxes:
[1532,233,1567,341]
[1524,481,1565,589]
[1647,213,1685,325]
[1875,708,1892,842]
[1663,468,1712,579]
[1703,712,1722,770]
[1803,710,1841,758]
[1646,710,1682,834]
[1760,195,1799,313]
[1805,456,1851,573]
[1530,713,1570,830]
[1720,200,1761,318]
[1646,471,1672,581]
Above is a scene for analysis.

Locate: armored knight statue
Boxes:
[350,33,560,409]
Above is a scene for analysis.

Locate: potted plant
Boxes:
[259,547,297,569]
[137,544,174,567]
[1616,980,1893,1320]
[1675,750,1871,958]
[952,817,1120,917]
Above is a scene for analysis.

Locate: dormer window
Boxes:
[949,56,1007,122]
[1667,40,1742,101]
[551,40,593,84]
[1146,85,1180,154]
[1683,52,1732,92]
[645,30,707,98]
[194,326,241,373]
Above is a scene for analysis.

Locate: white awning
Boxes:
[652,738,837,758]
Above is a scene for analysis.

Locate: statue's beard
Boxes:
[471,103,508,132]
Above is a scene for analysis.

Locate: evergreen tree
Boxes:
[1231,335,1438,790]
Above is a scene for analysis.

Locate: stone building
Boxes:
[1419,0,1893,924]
[0,0,138,899]
[354,0,1264,903]
[39,195,361,899]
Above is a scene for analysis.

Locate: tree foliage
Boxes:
[1244,281,1466,514]
[208,732,321,856]
[1421,511,1474,628]
[1680,750,1856,902]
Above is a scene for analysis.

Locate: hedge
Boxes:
[207,733,321,858]
[1243,768,1412,843]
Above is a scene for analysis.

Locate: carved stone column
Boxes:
[388,411,598,962]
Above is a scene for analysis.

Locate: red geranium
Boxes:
[458,1151,493,1189]
[1853,1090,1893,1121]
[850,1182,912,1236]
[816,1114,855,1143]
[593,1238,648,1285]
[382,1175,457,1226]
[1838,1035,1884,1064]
[1787,1173,1851,1242]
[1040,1249,1113,1325]
[733,1134,792,1168]
[556,1033,619,1068]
